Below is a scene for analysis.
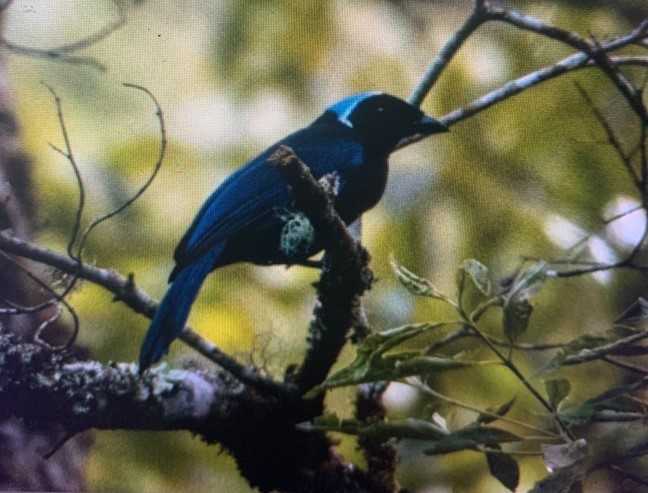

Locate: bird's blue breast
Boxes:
[170,122,366,276]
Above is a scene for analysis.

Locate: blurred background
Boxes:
[4,0,648,491]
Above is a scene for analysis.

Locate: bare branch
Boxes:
[75,83,167,260]
[0,230,291,397]
[408,0,648,123]
[0,2,127,71]
[441,52,648,128]
[575,82,642,190]
[485,7,648,124]
[42,83,84,262]
[0,251,79,349]
[37,83,169,349]
[408,0,489,107]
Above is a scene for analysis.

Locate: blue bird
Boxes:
[139,92,448,371]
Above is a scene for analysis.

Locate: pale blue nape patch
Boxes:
[328,91,382,128]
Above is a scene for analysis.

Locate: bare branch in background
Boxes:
[0,229,292,397]
[32,82,168,348]
[407,0,489,107]
[75,83,167,260]
[408,0,648,128]
[486,8,648,124]
[0,250,79,349]
[41,83,85,262]
[0,1,126,71]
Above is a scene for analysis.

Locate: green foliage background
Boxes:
[5,1,646,491]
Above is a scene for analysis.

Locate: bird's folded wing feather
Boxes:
[172,125,364,270]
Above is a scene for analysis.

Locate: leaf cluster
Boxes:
[313,259,648,491]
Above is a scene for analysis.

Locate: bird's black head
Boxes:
[322,92,448,156]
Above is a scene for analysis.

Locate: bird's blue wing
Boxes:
[171,124,364,274]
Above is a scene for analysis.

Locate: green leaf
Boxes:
[307,415,448,441]
[306,323,475,395]
[463,259,492,296]
[312,350,473,394]
[503,297,533,343]
[478,397,517,425]
[486,449,520,492]
[560,380,648,425]
[423,427,521,455]
[456,265,466,307]
[544,325,643,371]
[391,257,449,301]
[545,378,571,410]
[502,262,547,342]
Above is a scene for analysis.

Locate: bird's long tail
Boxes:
[139,254,214,372]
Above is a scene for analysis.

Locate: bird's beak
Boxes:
[416,115,449,135]
[396,115,449,150]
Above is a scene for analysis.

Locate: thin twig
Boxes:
[564,205,644,264]
[574,82,641,190]
[75,83,167,259]
[627,209,648,263]
[641,118,648,191]
[0,296,56,316]
[42,83,84,262]
[485,7,648,124]
[408,0,489,107]
[42,430,78,460]
[426,324,567,355]
[3,45,106,70]
[406,377,562,439]
[0,1,127,71]
[462,311,575,440]
[38,83,168,349]
[602,356,648,374]
[441,54,648,129]
[550,259,648,278]
[407,0,648,124]
[0,251,79,349]
[523,202,648,277]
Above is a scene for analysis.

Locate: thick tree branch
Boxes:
[0,328,240,433]
[0,325,390,493]
[355,383,396,493]
[269,145,373,395]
